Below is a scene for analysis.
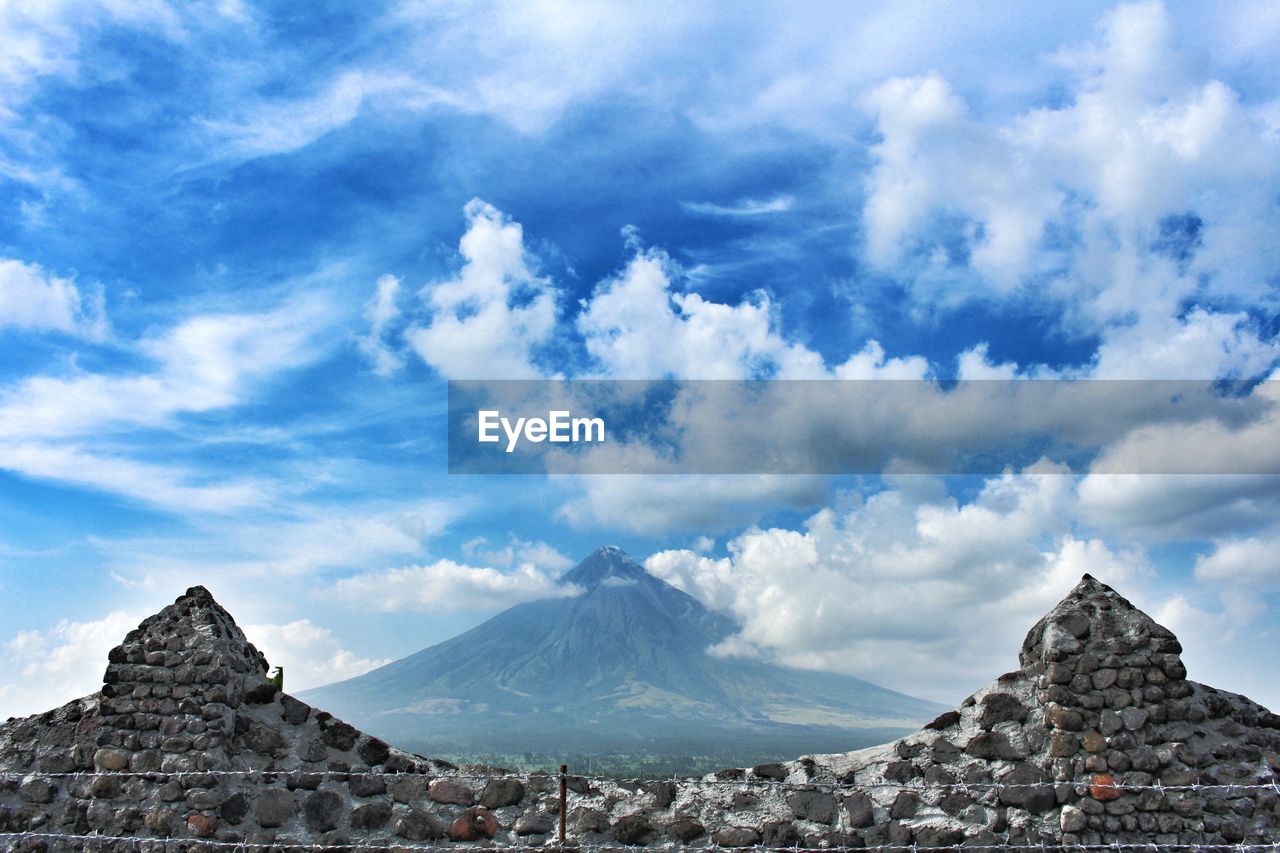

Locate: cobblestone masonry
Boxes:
[1,576,1278,849]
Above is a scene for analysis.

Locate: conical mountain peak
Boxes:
[559,545,650,589]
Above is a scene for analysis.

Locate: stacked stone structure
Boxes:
[1,577,1277,849]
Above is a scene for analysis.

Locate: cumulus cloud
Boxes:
[407,200,558,379]
[860,0,1280,378]
[241,620,391,692]
[331,559,575,612]
[644,466,1162,702]
[577,249,827,379]
[1194,530,1280,590]
[0,258,107,338]
[0,610,142,720]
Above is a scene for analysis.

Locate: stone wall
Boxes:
[1,578,1278,849]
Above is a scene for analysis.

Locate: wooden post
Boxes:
[558,763,568,845]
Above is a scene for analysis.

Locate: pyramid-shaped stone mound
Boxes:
[739,574,1280,847]
[0,586,454,843]
[2,576,1278,848]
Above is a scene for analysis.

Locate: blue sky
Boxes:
[2,0,1280,718]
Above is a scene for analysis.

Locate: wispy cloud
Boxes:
[331,560,577,612]
[681,195,794,217]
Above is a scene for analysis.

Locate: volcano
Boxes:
[302,547,945,770]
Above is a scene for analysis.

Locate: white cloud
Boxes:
[0,610,142,720]
[0,258,107,338]
[577,249,827,380]
[681,195,794,217]
[241,620,391,692]
[0,0,182,124]
[643,467,1157,702]
[0,296,334,512]
[407,200,558,379]
[1078,379,1280,539]
[832,340,929,380]
[202,70,459,159]
[860,1,1280,378]
[331,559,575,612]
[460,535,574,573]
[1194,529,1280,590]
[559,473,829,535]
[1089,309,1277,380]
[956,343,1022,380]
[100,500,458,586]
[358,274,404,376]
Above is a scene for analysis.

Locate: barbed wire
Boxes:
[1,768,1278,798]
[1,830,1279,852]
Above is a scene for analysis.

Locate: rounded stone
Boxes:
[480,777,525,809]
[351,801,393,831]
[256,788,296,828]
[428,779,474,806]
[186,814,217,838]
[395,808,444,841]
[666,816,705,842]
[303,789,343,833]
[449,806,499,841]
[515,813,556,836]
[93,747,130,771]
[712,827,761,847]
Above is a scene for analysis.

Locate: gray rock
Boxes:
[243,722,288,757]
[303,789,344,833]
[570,806,610,834]
[979,692,1029,727]
[349,773,386,798]
[712,826,761,847]
[666,816,705,842]
[356,735,390,766]
[889,791,919,820]
[395,808,444,841]
[514,813,555,835]
[319,720,358,752]
[966,731,1026,760]
[256,788,296,828]
[388,776,427,803]
[480,777,524,808]
[646,780,677,807]
[787,790,837,824]
[18,779,55,804]
[843,792,874,827]
[762,820,801,846]
[279,695,311,725]
[996,764,1055,813]
[351,801,393,830]
[612,814,657,844]
[219,792,249,825]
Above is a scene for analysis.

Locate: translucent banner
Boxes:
[447,379,1280,475]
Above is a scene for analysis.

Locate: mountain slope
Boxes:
[302,547,945,760]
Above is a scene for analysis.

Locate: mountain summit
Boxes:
[559,544,650,588]
[303,547,944,767]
